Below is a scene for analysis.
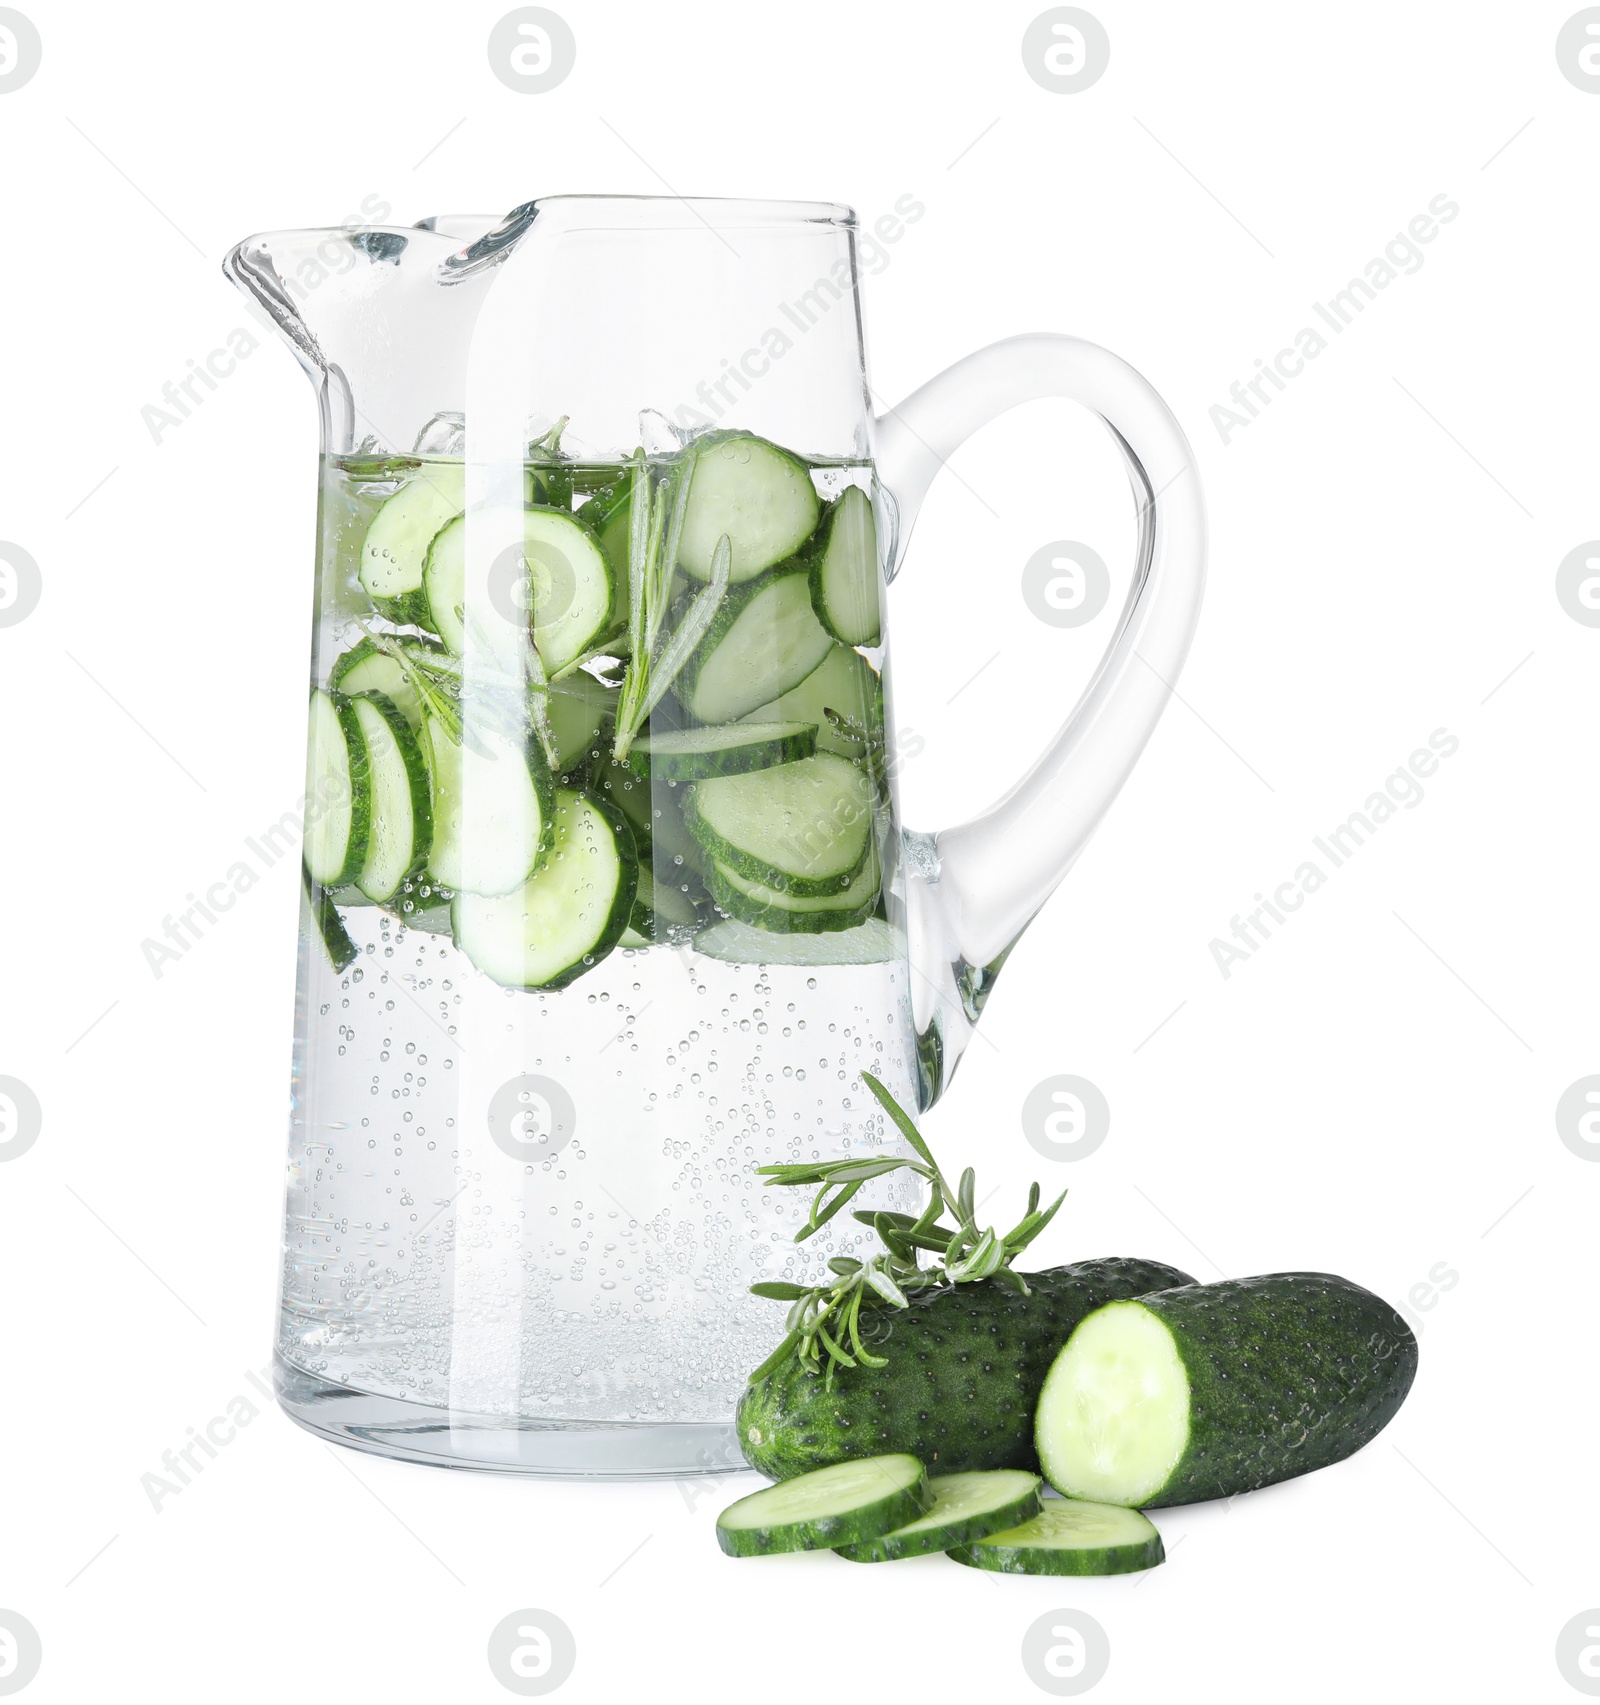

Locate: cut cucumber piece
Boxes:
[421,711,554,898]
[545,673,617,772]
[678,569,834,724]
[686,752,875,895]
[808,485,881,647]
[597,758,655,851]
[1035,1274,1419,1509]
[948,1498,1165,1577]
[349,694,432,903]
[627,721,817,781]
[452,788,638,990]
[619,867,701,947]
[423,507,614,675]
[360,465,466,621]
[716,1454,929,1558]
[836,1470,1041,1563]
[302,864,358,973]
[329,636,446,734]
[709,843,881,934]
[741,643,881,760]
[582,480,633,637]
[693,916,900,966]
[303,688,370,886]
[678,433,822,585]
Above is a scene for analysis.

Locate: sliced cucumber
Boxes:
[423,507,614,675]
[715,1454,929,1558]
[304,688,370,886]
[302,863,358,973]
[627,721,816,781]
[597,758,655,851]
[678,568,834,724]
[545,673,617,772]
[686,752,875,895]
[808,485,881,647]
[394,877,454,935]
[619,867,701,947]
[360,465,467,622]
[582,480,633,637]
[330,636,446,734]
[836,1471,1041,1564]
[349,694,432,903]
[709,842,881,934]
[741,643,880,760]
[421,711,554,898]
[692,916,900,966]
[452,788,637,990]
[948,1499,1165,1577]
[1035,1274,1418,1508]
[678,433,821,585]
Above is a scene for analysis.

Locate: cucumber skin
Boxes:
[1061,1273,1419,1508]
[834,1474,1043,1563]
[716,1458,930,1558]
[625,724,817,782]
[736,1257,1197,1480]
[352,692,434,902]
[707,862,878,934]
[947,1521,1164,1578]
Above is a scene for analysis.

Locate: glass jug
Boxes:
[225,196,1205,1476]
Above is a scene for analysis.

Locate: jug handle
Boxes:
[873,333,1206,1106]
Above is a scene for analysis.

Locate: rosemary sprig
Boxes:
[747,1072,1067,1385]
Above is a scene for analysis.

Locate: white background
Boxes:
[1,1,1595,1699]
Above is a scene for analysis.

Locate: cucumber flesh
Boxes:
[627,721,817,781]
[350,694,433,903]
[424,507,614,674]
[451,788,637,990]
[545,673,617,772]
[742,643,880,761]
[836,1470,1041,1563]
[716,1454,929,1557]
[809,485,881,647]
[303,689,369,886]
[360,466,466,614]
[678,433,821,585]
[330,636,445,734]
[948,1498,1165,1576]
[422,712,553,898]
[709,843,881,934]
[693,916,899,966]
[678,569,834,724]
[620,868,700,947]
[302,864,358,973]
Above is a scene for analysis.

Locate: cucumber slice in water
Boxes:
[302,863,358,973]
[741,643,880,760]
[545,673,617,772]
[808,485,881,647]
[678,432,822,585]
[422,712,554,898]
[835,1470,1042,1563]
[686,752,875,895]
[692,916,899,966]
[303,688,369,886]
[619,867,701,947]
[360,466,466,620]
[948,1498,1165,1577]
[1035,1274,1418,1509]
[715,1454,929,1557]
[627,721,817,781]
[709,843,881,934]
[452,788,638,991]
[678,569,834,724]
[330,636,446,734]
[423,507,614,675]
[349,694,432,903]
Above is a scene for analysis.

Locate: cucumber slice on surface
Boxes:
[627,721,817,781]
[808,485,881,647]
[741,643,881,760]
[686,752,875,895]
[678,433,822,585]
[692,916,900,966]
[452,788,637,990]
[948,1498,1165,1577]
[422,712,554,898]
[330,636,446,734]
[360,465,466,617]
[836,1470,1042,1563]
[423,507,614,674]
[1035,1274,1419,1509]
[709,844,881,933]
[678,569,834,724]
[303,689,369,886]
[350,694,432,903]
[545,673,617,772]
[716,1454,929,1558]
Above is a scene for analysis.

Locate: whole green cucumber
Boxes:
[1036,1272,1418,1508]
[737,1256,1195,1480]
